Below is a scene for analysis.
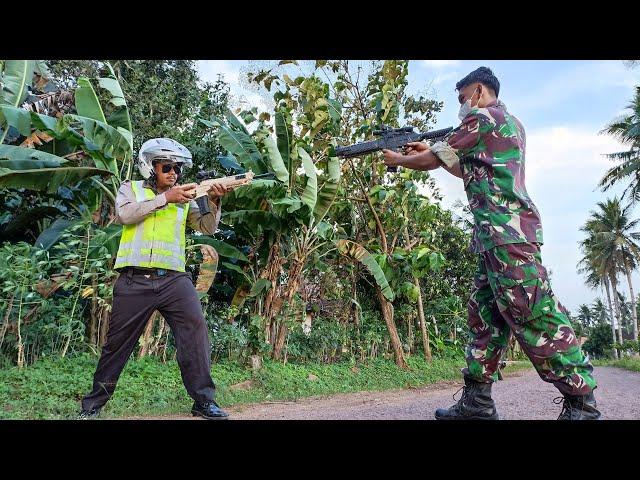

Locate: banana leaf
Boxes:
[97,62,132,134]
[336,239,394,301]
[0,105,31,136]
[0,144,67,166]
[257,128,289,185]
[189,235,249,262]
[313,156,341,224]
[201,117,266,174]
[275,110,292,181]
[298,147,318,211]
[0,146,114,193]
[1,60,35,107]
[224,109,250,134]
[221,261,250,280]
[1,206,64,242]
[222,210,282,235]
[33,218,81,250]
[248,278,271,297]
[75,77,107,123]
[65,114,131,174]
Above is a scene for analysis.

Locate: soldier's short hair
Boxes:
[456,67,500,97]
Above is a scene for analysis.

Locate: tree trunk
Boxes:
[88,278,98,347]
[623,260,639,342]
[272,259,304,360]
[610,275,624,353]
[0,294,14,351]
[604,280,619,360]
[138,311,157,358]
[376,286,408,369]
[261,240,284,346]
[99,307,110,349]
[414,277,432,361]
[150,318,166,356]
[16,286,25,368]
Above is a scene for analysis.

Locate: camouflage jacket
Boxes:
[434,99,543,253]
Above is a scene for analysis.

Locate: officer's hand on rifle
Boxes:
[207,183,232,200]
[165,183,197,204]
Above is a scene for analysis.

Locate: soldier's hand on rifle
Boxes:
[382,149,404,168]
[404,141,430,156]
[165,183,197,204]
[207,183,232,200]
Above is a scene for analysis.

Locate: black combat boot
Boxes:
[555,391,601,420]
[191,400,229,420]
[435,375,499,420]
[77,408,101,419]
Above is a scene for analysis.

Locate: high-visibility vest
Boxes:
[114,181,189,272]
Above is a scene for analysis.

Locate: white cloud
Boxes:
[508,61,638,113]
[422,60,461,68]
[196,60,240,85]
[196,60,274,114]
[432,71,460,86]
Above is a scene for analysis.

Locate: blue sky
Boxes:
[197,60,640,313]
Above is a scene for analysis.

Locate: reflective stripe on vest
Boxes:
[114,181,189,272]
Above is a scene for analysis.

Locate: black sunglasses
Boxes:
[160,164,181,175]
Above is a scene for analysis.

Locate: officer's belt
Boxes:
[120,266,175,277]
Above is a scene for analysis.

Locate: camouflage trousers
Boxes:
[464,242,597,396]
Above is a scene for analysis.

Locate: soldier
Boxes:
[78,138,232,420]
[383,67,601,420]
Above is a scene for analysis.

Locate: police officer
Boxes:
[79,138,231,420]
[383,67,601,420]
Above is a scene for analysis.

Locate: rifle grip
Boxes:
[196,195,211,215]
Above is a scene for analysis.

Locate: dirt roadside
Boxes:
[119,366,639,420]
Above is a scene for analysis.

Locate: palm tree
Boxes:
[591,298,610,326]
[599,86,640,203]
[577,241,619,358]
[584,198,640,341]
[576,304,593,330]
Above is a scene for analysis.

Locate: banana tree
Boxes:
[1,61,133,242]
[201,101,344,359]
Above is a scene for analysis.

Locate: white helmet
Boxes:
[137,138,193,179]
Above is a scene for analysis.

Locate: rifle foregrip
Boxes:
[421,127,455,141]
[335,140,381,158]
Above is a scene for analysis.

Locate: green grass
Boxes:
[593,357,640,373]
[0,353,532,420]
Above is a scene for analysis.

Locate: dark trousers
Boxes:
[81,269,216,411]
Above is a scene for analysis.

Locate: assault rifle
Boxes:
[187,170,276,214]
[335,125,455,172]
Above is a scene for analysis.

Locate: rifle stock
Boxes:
[185,171,276,200]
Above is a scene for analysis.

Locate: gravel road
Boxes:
[122,366,639,420]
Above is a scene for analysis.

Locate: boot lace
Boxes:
[452,383,476,408]
[554,395,584,420]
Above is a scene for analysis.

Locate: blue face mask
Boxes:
[458,87,481,121]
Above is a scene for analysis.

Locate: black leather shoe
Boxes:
[191,401,229,420]
[555,391,601,420]
[435,375,499,420]
[77,408,101,419]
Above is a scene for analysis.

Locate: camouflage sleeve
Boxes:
[429,113,484,168]
[446,113,484,154]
